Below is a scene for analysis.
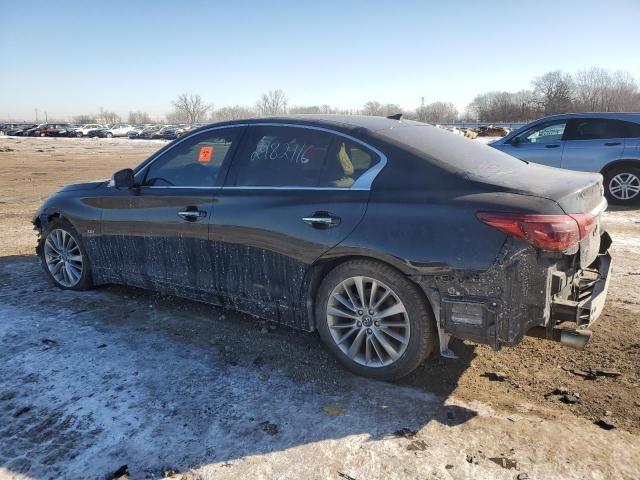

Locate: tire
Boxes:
[106,132,113,138]
[315,259,436,381]
[603,164,640,205]
[76,131,83,137]
[39,218,93,291]
[40,132,46,137]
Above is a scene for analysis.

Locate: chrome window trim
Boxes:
[133,122,387,191]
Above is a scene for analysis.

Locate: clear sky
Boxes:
[1,0,639,121]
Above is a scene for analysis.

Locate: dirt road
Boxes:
[1,136,639,479]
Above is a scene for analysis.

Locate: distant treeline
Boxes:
[21,67,639,126]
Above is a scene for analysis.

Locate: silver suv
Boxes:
[491,113,640,205]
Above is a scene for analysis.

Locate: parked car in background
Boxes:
[126,125,147,139]
[106,124,135,138]
[2,124,37,136]
[70,124,104,137]
[132,125,162,139]
[87,128,109,138]
[491,113,640,204]
[0,123,25,135]
[25,123,71,137]
[33,115,611,380]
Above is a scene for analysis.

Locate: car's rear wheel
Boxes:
[604,165,640,205]
[40,219,93,290]
[76,131,83,137]
[106,132,113,138]
[316,259,436,381]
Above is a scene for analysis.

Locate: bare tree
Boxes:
[210,105,257,122]
[98,108,121,125]
[72,114,97,124]
[172,93,210,124]
[165,110,188,124]
[415,101,458,123]
[128,111,152,124]
[256,89,288,116]
[362,101,402,117]
[532,71,574,114]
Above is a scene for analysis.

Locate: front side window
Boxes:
[143,128,240,187]
[512,121,567,144]
[229,126,379,188]
[565,119,626,140]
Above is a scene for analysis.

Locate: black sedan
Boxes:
[32,115,612,380]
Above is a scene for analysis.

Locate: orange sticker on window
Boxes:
[198,145,214,163]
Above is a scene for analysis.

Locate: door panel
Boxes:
[207,124,379,325]
[500,141,565,167]
[562,139,624,172]
[95,188,216,291]
[208,188,369,324]
[93,126,244,291]
[562,118,626,172]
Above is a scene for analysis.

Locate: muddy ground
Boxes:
[0,136,639,480]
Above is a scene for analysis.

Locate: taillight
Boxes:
[477,212,595,252]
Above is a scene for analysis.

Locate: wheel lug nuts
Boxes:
[374,321,380,327]
[357,310,363,315]
[369,309,374,315]
[356,321,362,327]
[366,328,372,335]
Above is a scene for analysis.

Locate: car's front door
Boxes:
[561,118,626,172]
[208,124,382,323]
[497,119,567,167]
[94,126,245,291]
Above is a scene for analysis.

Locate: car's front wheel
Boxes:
[40,219,93,290]
[316,259,436,381]
[106,132,113,138]
[604,165,640,205]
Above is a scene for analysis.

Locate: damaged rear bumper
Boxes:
[528,234,612,349]
[412,232,613,352]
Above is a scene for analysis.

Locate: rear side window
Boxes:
[228,126,379,188]
[143,128,241,187]
[564,119,626,140]
[624,121,640,138]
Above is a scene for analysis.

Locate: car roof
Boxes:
[533,112,640,123]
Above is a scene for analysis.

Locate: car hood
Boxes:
[58,181,106,192]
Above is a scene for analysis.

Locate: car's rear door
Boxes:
[561,118,626,171]
[96,126,245,292]
[208,123,382,324]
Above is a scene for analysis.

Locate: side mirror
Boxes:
[111,168,135,189]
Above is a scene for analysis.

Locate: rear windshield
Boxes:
[375,123,527,176]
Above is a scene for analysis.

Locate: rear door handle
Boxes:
[177,207,207,221]
[302,212,341,227]
[545,144,560,148]
[604,142,621,146]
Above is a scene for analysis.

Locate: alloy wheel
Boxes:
[326,276,410,367]
[44,229,83,287]
[609,173,640,200]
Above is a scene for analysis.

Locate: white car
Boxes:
[106,124,135,138]
[74,124,104,137]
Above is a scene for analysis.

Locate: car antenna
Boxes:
[387,113,403,120]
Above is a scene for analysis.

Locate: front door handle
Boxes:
[545,144,560,148]
[604,142,621,146]
[302,212,341,228]
[177,207,207,221]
